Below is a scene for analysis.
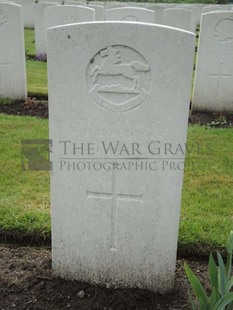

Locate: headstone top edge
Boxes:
[47,20,196,37]
[0,2,22,8]
[202,11,233,16]
[46,5,94,10]
[106,7,155,13]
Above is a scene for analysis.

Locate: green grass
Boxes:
[24,29,48,96]
[25,28,35,57]
[0,114,50,240]
[0,114,233,253]
[180,126,233,255]
[27,60,48,95]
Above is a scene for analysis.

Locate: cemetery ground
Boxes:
[0,28,233,309]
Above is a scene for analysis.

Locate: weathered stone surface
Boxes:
[13,0,35,28]
[88,4,104,21]
[0,2,27,99]
[162,8,192,32]
[48,22,195,293]
[106,7,156,23]
[192,12,233,112]
[34,2,59,56]
[46,5,94,28]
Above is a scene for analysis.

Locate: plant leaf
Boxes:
[199,298,209,310]
[226,252,232,282]
[209,253,218,290]
[217,251,227,297]
[184,262,210,306]
[188,289,198,310]
[210,287,219,308]
[213,292,233,310]
[227,277,233,292]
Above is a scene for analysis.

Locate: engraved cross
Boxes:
[87,169,143,251]
[209,62,231,97]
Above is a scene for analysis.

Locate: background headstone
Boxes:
[162,8,192,32]
[0,3,27,99]
[202,5,226,14]
[34,2,59,57]
[46,5,94,28]
[146,4,167,24]
[47,22,195,293]
[88,4,104,20]
[105,7,155,23]
[192,12,233,112]
[13,0,35,28]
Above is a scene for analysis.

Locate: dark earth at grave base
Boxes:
[0,244,211,310]
[0,98,233,127]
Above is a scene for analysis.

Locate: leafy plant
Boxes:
[35,54,47,63]
[206,116,227,128]
[184,231,233,309]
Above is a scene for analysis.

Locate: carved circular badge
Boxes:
[86,45,151,113]
[214,19,233,41]
[121,16,139,21]
[0,10,7,28]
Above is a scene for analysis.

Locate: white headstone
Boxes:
[0,3,27,99]
[163,8,192,32]
[202,5,226,14]
[192,12,233,112]
[105,2,126,10]
[179,4,202,25]
[46,5,94,28]
[106,7,156,23]
[146,4,166,24]
[13,0,35,28]
[177,5,196,32]
[0,0,16,2]
[47,21,195,293]
[88,4,104,21]
[35,2,59,57]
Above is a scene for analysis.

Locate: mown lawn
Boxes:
[0,114,232,254]
[0,114,50,240]
[25,29,48,96]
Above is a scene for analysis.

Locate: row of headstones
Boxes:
[0,2,232,292]
[32,2,233,57]
[5,0,233,30]
[0,1,233,113]
[47,10,233,292]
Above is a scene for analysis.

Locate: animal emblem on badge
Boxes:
[87,45,151,112]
